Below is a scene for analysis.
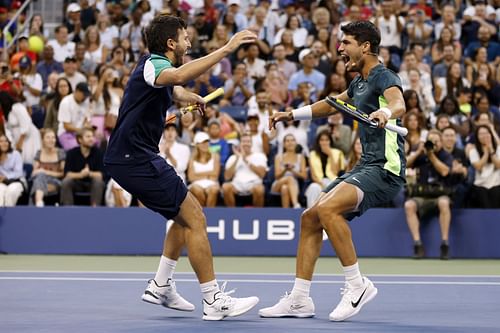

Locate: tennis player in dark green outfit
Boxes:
[260,21,406,321]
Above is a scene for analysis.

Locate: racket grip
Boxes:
[183,88,224,113]
[385,123,408,136]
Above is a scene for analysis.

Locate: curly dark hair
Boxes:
[340,21,381,53]
[145,15,187,55]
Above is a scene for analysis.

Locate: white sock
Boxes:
[343,262,364,288]
[200,279,220,302]
[154,256,177,286]
[290,278,311,298]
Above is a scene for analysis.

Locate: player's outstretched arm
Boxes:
[155,30,256,86]
[268,90,349,130]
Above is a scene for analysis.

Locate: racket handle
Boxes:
[385,122,408,136]
[183,88,224,113]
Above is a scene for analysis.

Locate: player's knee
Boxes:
[404,199,417,212]
[301,207,320,229]
[280,184,289,194]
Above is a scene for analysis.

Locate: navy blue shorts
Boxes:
[105,156,188,220]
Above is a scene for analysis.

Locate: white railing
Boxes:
[2,0,34,61]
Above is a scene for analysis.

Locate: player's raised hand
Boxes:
[182,92,206,117]
[225,30,257,53]
[268,109,293,130]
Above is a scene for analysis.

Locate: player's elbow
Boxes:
[157,69,187,86]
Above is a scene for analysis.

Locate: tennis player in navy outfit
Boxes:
[260,21,406,322]
[104,15,258,321]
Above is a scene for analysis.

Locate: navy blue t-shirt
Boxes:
[105,54,174,164]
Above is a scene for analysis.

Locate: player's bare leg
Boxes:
[316,182,378,321]
[175,192,259,320]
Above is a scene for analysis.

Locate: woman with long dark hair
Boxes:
[0,133,25,206]
[44,77,72,134]
[468,125,500,208]
[305,130,345,208]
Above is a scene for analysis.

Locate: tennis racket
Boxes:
[166,88,225,123]
[325,96,408,137]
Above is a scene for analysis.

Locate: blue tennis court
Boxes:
[1,270,499,333]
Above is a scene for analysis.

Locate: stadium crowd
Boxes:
[0,0,498,227]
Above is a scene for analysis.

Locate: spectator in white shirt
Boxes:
[57,82,92,150]
[222,132,267,207]
[47,25,76,63]
[58,56,87,91]
[17,55,43,109]
[158,123,191,184]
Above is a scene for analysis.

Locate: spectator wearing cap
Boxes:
[159,123,191,184]
[188,131,221,207]
[222,132,267,207]
[47,25,76,63]
[0,91,41,166]
[207,118,231,167]
[119,4,144,58]
[64,2,83,43]
[57,82,92,150]
[60,127,105,206]
[36,45,64,92]
[227,0,248,32]
[193,7,215,49]
[59,56,86,91]
[288,48,326,101]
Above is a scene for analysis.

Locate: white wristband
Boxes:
[292,105,313,120]
[380,107,392,119]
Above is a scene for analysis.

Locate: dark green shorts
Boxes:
[323,164,405,218]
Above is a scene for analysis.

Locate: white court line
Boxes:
[0,271,499,278]
[1,276,500,286]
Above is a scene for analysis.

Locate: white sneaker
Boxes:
[202,282,259,321]
[329,277,378,321]
[141,279,195,311]
[259,292,315,318]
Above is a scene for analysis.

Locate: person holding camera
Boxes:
[404,129,453,259]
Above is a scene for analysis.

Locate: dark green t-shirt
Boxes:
[347,64,406,178]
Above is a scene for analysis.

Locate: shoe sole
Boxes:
[203,297,260,321]
[258,311,315,318]
[329,285,378,321]
[141,294,195,312]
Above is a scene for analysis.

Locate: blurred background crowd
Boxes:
[0,0,498,215]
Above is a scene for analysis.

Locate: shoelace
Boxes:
[339,282,355,304]
[213,281,236,310]
[279,291,292,302]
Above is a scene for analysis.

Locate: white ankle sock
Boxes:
[290,278,311,298]
[343,262,364,288]
[200,279,220,302]
[154,256,177,286]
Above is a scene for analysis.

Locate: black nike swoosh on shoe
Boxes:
[351,288,367,308]
[145,290,159,300]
